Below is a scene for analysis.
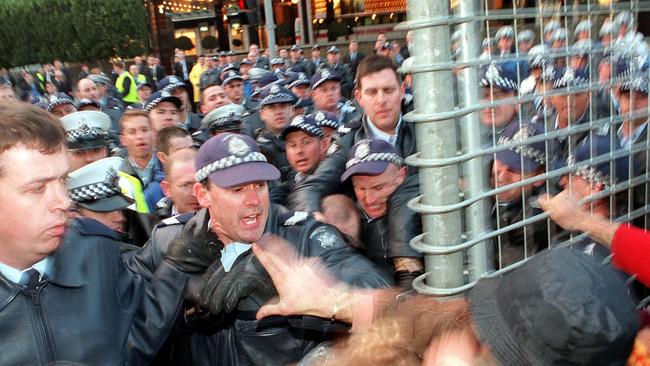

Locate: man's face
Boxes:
[240,64,251,76]
[559,174,594,200]
[129,65,139,76]
[311,80,341,112]
[0,146,70,269]
[51,103,77,118]
[96,84,108,99]
[137,86,152,103]
[158,136,193,164]
[354,68,405,134]
[250,45,259,55]
[196,181,269,244]
[351,164,406,219]
[498,37,513,52]
[490,159,540,202]
[375,34,387,49]
[279,49,288,59]
[327,52,340,64]
[170,87,190,109]
[45,83,57,95]
[480,87,518,129]
[77,208,126,233]
[519,40,533,53]
[349,42,358,52]
[311,49,321,59]
[0,87,15,102]
[67,147,108,171]
[77,79,99,101]
[149,102,180,133]
[290,50,300,62]
[198,56,206,66]
[285,131,325,174]
[224,81,244,104]
[200,85,229,114]
[227,55,236,64]
[163,160,200,213]
[120,116,154,159]
[260,103,293,135]
[549,91,590,129]
[291,84,310,100]
[618,91,649,128]
[148,56,155,65]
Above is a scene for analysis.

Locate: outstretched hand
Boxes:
[538,190,589,232]
[253,234,348,321]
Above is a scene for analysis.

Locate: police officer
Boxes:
[341,138,424,287]
[113,60,138,105]
[157,76,202,133]
[495,25,515,57]
[255,84,297,181]
[324,46,354,98]
[68,157,136,240]
[221,70,253,110]
[47,92,77,117]
[60,110,113,171]
[490,122,554,268]
[479,61,523,137]
[80,75,124,132]
[131,132,387,365]
[288,44,315,77]
[192,103,247,146]
[310,68,361,127]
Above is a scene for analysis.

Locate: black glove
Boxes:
[198,252,276,317]
[165,210,223,273]
[394,270,423,290]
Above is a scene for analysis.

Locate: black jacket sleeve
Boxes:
[386,174,423,259]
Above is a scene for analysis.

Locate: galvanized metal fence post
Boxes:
[400,0,465,295]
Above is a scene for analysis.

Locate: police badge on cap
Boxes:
[227,135,251,157]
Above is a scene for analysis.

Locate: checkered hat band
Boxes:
[144,96,170,112]
[69,181,121,203]
[316,118,339,129]
[223,75,243,85]
[553,75,589,89]
[208,116,243,130]
[47,98,74,112]
[574,164,612,188]
[261,93,295,106]
[195,152,267,182]
[294,123,324,138]
[66,127,107,143]
[345,152,404,170]
[288,79,310,88]
[620,77,649,94]
[497,135,546,166]
[312,77,339,90]
[480,76,517,91]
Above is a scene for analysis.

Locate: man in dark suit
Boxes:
[173,51,194,107]
[343,40,365,80]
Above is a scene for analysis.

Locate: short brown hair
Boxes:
[119,109,149,133]
[354,55,401,91]
[155,125,190,155]
[163,148,196,177]
[0,102,66,176]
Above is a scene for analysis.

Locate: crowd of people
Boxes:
[0,8,649,365]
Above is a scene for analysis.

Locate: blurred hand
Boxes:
[538,190,589,232]
[253,234,347,321]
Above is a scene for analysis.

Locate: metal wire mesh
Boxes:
[399,0,650,296]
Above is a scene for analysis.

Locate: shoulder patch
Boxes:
[337,126,352,134]
[257,135,272,144]
[309,226,341,249]
[283,211,309,226]
[326,141,340,156]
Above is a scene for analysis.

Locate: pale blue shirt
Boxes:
[366,115,402,146]
[220,243,253,272]
[0,257,52,285]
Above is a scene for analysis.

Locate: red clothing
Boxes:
[612,224,650,287]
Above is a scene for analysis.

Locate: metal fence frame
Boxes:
[400,0,650,296]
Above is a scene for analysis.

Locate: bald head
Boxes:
[77,78,99,102]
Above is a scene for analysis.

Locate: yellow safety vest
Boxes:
[117,171,150,213]
[115,71,139,104]
[136,74,147,84]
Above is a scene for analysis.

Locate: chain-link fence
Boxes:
[400,0,650,296]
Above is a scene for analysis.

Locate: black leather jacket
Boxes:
[133,205,389,365]
[288,115,418,212]
[0,218,187,365]
[256,128,292,182]
[359,174,423,280]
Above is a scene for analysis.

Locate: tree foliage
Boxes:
[0,0,148,67]
[174,36,194,51]
[201,35,218,51]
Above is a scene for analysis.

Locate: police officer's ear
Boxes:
[319,136,329,158]
[396,165,408,186]
[194,181,212,208]
[157,150,168,165]
[161,179,171,197]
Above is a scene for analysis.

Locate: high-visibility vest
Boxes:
[115,71,139,103]
[117,171,150,213]
[136,74,147,84]
[35,72,45,91]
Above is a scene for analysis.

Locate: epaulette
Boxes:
[257,135,272,144]
[279,211,310,226]
[160,212,194,226]
[326,140,340,156]
[337,125,352,134]
[402,93,413,105]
